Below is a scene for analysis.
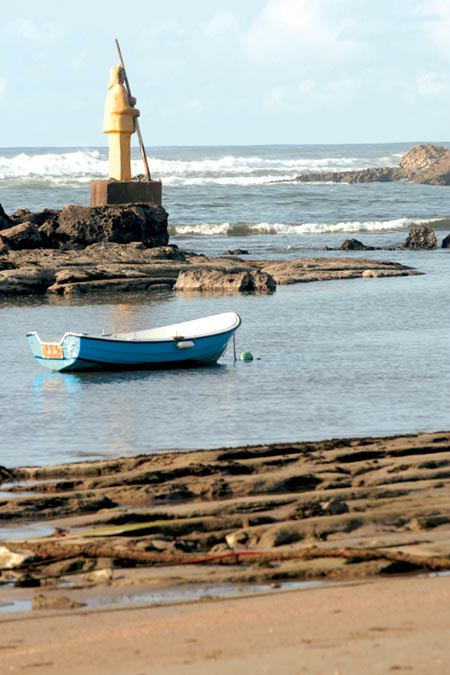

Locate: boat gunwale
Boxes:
[26,312,241,347]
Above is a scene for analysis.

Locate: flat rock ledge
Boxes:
[0,244,418,297]
[1,431,450,604]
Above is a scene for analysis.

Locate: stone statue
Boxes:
[102,65,140,181]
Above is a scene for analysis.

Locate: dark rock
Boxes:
[0,203,169,250]
[0,267,55,296]
[56,204,168,248]
[0,222,42,249]
[340,238,374,251]
[442,234,450,249]
[145,245,187,261]
[0,465,14,483]
[11,208,32,222]
[0,204,13,230]
[296,167,397,184]
[224,249,249,255]
[403,226,437,250]
[15,573,41,588]
[0,236,11,256]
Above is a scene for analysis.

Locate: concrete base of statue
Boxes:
[90,179,162,207]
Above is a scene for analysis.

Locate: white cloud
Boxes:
[244,0,357,64]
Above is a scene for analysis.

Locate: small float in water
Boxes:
[27,312,241,372]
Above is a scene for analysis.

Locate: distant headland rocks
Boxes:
[292,143,450,186]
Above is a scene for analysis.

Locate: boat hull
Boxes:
[27,313,241,373]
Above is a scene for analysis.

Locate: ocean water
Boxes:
[0,143,449,467]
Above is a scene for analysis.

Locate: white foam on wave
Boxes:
[0,150,107,180]
[163,174,293,186]
[170,217,434,237]
[0,148,393,184]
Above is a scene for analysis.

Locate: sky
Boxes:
[2,0,450,147]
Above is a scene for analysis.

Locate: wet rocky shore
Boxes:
[0,197,429,298]
[1,431,450,611]
[0,242,421,298]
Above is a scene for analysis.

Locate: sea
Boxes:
[0,143,449,467]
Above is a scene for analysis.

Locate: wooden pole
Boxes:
[115,38,151,181]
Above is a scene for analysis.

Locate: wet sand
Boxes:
[1,574,450,674]
[1,431,450,672]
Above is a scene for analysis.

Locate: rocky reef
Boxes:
[0,242,419,298]
[294,143,450,186]
[0,202,428,297]
[331,226,442,252]
[0,203,168,252]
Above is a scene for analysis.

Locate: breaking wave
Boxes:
[170,217,441,237]
[0,146,404,187]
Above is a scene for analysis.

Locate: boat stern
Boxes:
[27,332,80,371]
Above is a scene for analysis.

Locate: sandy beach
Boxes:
[1,574,450,674]
[1,431,450,672]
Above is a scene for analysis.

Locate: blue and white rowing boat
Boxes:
[27,312,241,372]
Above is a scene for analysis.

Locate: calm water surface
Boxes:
[1,143,450,466]
[1,247,449,467]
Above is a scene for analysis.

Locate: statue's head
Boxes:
[108,65,125,88]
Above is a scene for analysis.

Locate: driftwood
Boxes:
[9,541,450,573]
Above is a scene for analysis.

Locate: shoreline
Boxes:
[1,574,449,673]
[1,430,450,671]
[1,431,450,601]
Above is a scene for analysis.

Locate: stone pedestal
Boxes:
[90,179,162,207]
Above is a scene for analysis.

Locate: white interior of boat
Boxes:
[29,313,241,346]
[99,312,241,342]
[108,312,241,340]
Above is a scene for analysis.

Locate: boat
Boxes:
[27,312,241,372]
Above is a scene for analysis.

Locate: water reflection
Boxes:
[32,372,82,395]
[27,363,234,463]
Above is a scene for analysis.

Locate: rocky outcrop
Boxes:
[339,238,375,251]
[0,244,419,297]
[174,268,276,294]
[402,226,437,250]
[0,203,169,250]
[397,144,450,185]
[257,257,418,284]
[324,228,446,252]
[0,204,13,229]
[294,143,450,186]
[0,222,43,249]
[295,166,396,184]
[442,234,450,249]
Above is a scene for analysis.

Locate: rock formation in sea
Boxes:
[0,203,169,250]
[294,143,450,186]
[0,203,425,297]
[401,225,437,250]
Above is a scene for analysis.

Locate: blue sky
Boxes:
[2,0,450,147]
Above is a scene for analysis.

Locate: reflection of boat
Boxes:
[27,312,241,372]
